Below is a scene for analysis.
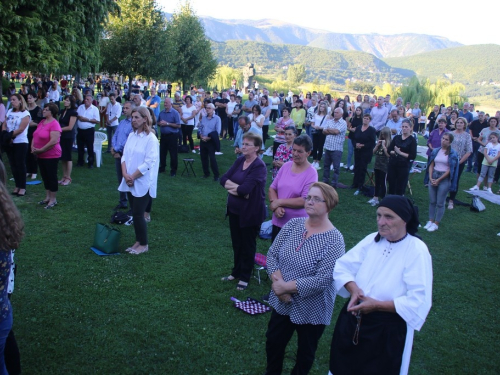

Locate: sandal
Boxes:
[44,201,58,209]
[236,281,248,291]
[38,199,49,205]
[221,275,237,282]
[61,177,72,186]
[130,245,149,255]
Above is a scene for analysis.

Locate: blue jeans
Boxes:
[428,174,450,223]
[322,150,342,187]
[0,304,13,375]
[346,140,354,169]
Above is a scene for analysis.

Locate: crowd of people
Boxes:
[2,72,500,374]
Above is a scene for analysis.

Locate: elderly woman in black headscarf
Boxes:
[328,195,433,375]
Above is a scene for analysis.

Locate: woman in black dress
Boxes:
[386,119,417,195]
[352,114,376,194]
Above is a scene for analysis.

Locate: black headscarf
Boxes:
[375,195,420,241]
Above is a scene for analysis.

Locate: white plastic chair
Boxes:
[94,131,107,167]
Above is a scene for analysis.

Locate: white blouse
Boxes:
[333,232,433,375]
[118,131,159,198]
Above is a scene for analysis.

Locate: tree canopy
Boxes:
[0,0,117,94]
[166,2,217,90]
[100,0,170,89]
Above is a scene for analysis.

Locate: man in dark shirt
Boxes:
[214,91,229,139]
[467,111,489,173]
[158,98,181,176]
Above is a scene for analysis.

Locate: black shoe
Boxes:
[261,293,270,303]
[202,175,210,179]
[114,204,127,210]
[213,177,219,182]
[76,163,84,167]
[88,165,94,169]
[170,172,176,177]
[158,169,166,173]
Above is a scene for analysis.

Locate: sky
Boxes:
[158,0,500,46]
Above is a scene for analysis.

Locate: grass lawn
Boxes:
[3,94,500,374]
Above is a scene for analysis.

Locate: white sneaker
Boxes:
[192,150,197,154]
[423,221,433,230]
[330,165,334,170]
[483,186,488,191]
[354,190,360,196]
[215,152,223,155]
[427,223,439,232]
[370,200,379,207]
[487,188,493,194]
[469,185,479,191]
[349,165,354,171]
[367,198,375,204]
[312,162,319,170]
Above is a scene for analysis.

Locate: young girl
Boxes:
[368,126,391,206]
[470,131,500,193]
[419,113,427,134]
[424,133,459,232]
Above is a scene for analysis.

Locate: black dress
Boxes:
[352,125,376,190]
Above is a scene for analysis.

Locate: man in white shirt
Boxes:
[386,109,403,138]
[323,108,347,189]
[370,97,389,133]
[76,95,100,168]
[106,93,122,152]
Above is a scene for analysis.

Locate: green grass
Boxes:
[4,97,500,373]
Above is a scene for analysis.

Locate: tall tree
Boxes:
[287,64,306,84]
[0,0,117,95]
[100,0,170,91]
[167,1,217,91]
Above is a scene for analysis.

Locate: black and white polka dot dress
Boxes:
[266,217,345,325]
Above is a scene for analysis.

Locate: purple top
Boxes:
[220,156,267,228]
[426,128,449,156]
[270,161,318,228]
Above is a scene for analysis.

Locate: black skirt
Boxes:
[329,300,407,375]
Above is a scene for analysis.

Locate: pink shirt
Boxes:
[33,119,62,159]
[433,148,450,172]
[270,161,318,228]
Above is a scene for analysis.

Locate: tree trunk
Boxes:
[128,75,133,101]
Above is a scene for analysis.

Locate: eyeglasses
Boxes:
[304,196,326,203]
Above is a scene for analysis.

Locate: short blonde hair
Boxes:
[309,182,339,212]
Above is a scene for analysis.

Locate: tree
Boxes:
[207,65,242,91]
[287,64,306,84]
[166,1,217,91]
[100,0,170,91]
[0,0,117,95]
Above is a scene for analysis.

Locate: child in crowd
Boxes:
[470,131,500,194]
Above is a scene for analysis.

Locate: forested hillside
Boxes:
[211,40,414,84]
[384,44,500,83]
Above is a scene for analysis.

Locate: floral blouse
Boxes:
[272,143,293,179]
[451,131,473,160]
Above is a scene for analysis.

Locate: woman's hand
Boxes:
[394,146,401,154]
[269,199,280,212]
[274,207,285,218]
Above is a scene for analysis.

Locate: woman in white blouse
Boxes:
[118,107,159,255]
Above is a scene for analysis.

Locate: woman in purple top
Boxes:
[220,132,267,291]
[269,134,318,242]
[424,118,449,186]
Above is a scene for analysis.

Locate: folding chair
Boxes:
[253,253,268,285]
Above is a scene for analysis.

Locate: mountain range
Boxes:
[194,15,462,58]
